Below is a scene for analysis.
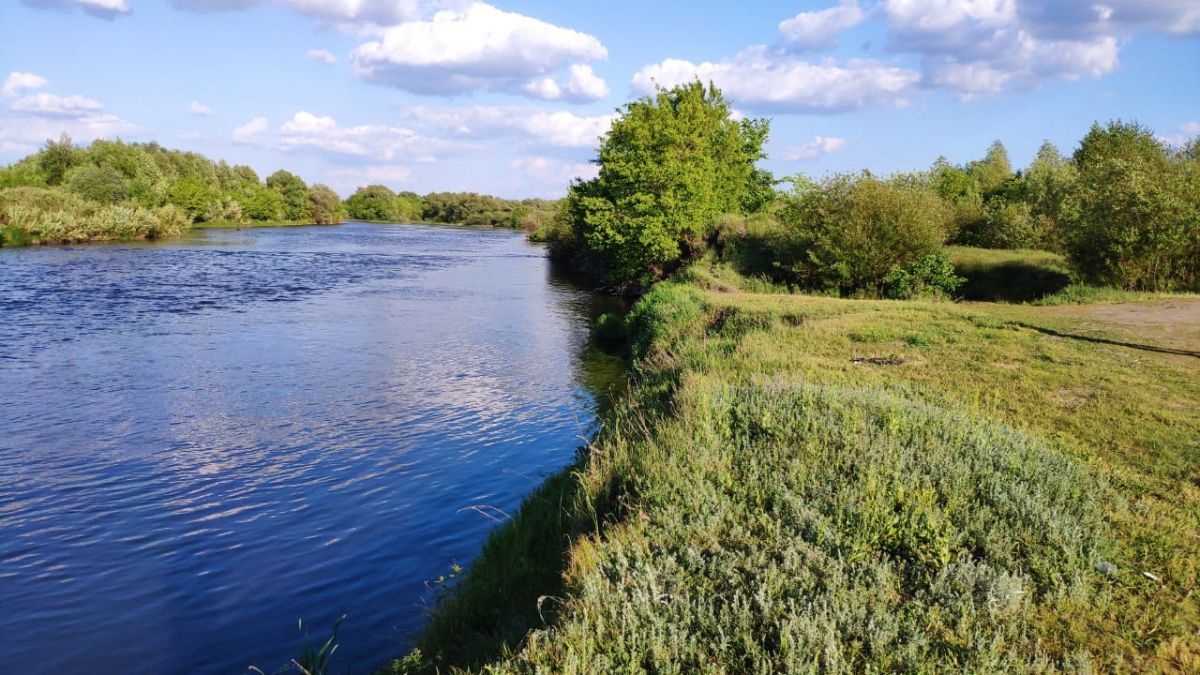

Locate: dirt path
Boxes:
[1034,298,1200,366]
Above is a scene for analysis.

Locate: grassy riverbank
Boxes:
[391,269,1200,673]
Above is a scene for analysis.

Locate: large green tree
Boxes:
[567,81,771,286]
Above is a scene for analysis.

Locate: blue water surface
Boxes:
[0,222,620,673]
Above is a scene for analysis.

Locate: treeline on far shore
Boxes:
[0,136,559,246]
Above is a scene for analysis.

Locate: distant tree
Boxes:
[38,134,80,186]
[307,184,344,225]
[345,184,399,221]
[241,186,285,221]
[567,81,770,286]
[266,170,310,222]
[1065,121,1199,290]
[968,140,1014,195]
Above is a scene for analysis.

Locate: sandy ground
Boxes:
[1036,298,1200,366]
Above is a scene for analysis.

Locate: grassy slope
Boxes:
[391,267,1200,673]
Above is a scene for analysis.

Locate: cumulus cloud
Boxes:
[880,0,1124,98]
[232,116,269,143]
[779,0,867,51]
[783,135,848,160]
[233,111,452,161]
[21,0,131,19]
[11,93,104,117]
[399,105,615,148]
[350,2,608,101]
[307,48,338,64]
[189,100,213,116]
[2,72,50,97]
[633,48,919,114]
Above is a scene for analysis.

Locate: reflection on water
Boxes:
[0,222,624,673]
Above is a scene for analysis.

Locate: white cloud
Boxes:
[350,2,608,101]
[173,0,424,28]
[563,64,610,102]
[232,116,269,143]
[880,0,1123,98]
[189,100,213,116]
[307,48,339,64]
[11,93,105,117]
[633,48,919,114]
[2,72,50,97]
[783,135,848,160]
[21,0,131,19]
[779,0,867,51]
[235,111,452,161]
[400,105,615,148]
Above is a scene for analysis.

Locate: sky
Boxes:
[0,0,1197,198]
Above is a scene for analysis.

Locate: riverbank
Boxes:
[390,267,1200,672]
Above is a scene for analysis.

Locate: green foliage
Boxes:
[969,139,1014,195]
[948,246,1074,302]
[241,186,285,222]
[882,251,964,299]
[307,183,344,225]
[1063,121,1200,291]
[0,157,49,189]
[38,133,81,186]
[65,163,130,205]
[591,313,628,352]
[266,169,311,222]
[344,184,422,222]
[0,186,187,245]
[566,81,771,287]
[167,176,212,220]
[771,174,949,296]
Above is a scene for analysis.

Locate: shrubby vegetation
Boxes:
[342,183,561,231]
[538,82,1199,296]
[0,135,345,245]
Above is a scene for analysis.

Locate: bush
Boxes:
[0,186,187,245]
[772,174,949,296]
[1063,121,1200,291]
[957,199,1049,249]
[882,251,964,299]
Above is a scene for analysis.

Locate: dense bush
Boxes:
[770,174,949,296]
[1063,121,1200,291]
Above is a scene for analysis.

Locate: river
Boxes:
[0,222,623,673]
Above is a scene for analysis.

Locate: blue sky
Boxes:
[1,0,1197,197]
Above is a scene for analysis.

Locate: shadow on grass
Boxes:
[1018,322,1200,359]
[956,261,1073,302]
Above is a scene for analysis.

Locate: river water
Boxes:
[0,222,623,673]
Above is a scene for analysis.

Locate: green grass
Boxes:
[948,246,1074,302]
[389,274,1200,673]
